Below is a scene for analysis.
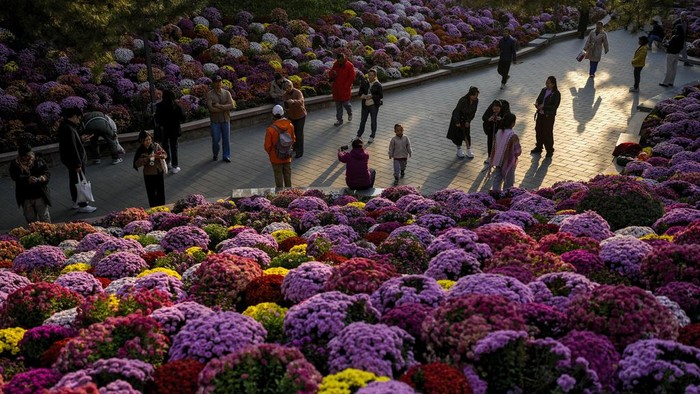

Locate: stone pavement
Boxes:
[2,29,700,232]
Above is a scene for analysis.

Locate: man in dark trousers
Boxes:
[497,28,517,89]
[58,107,97,213]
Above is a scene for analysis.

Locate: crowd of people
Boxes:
[8,14,697,224]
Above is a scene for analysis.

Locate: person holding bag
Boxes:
[133,130,168,207]
[482,99,510,163]
[10,144,52,223]
[446,86,479,159]
[58,107,97,213]
[355,68,383,143]
[583,21,609,78]
[531,76,561,158]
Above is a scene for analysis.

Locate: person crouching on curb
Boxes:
[133,131,167,207]
[338,138,375,190]
[264,105,296,188]
[9,144,51,223]
[488,113,521,193]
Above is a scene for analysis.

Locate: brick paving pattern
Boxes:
[1,30,699,231]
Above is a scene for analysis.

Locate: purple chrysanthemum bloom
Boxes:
[599,235,653,280]
[559,210,614,241]
[149,301,214,336]
[169,311,266,363]
[12,245,66,272]
[388,224,435,247]
[424,249,482,280]
[331,241,377,258]
[123,220,154,235]
[617,339,700,392]
[356,380,415,394]
[531,272,598,311]
[93,252,148,279]
[414,214,457,235]
[559,249,604,275]
[84,357,154,390]
[218,231,277,251]
[288,196,329,211]
[219,246,271,267]
[653,208,700,233]
[54,271,104,297]
[0,270,32,301]
[90,237,145,264]
[492,210,539,229]
[364,197,396,212]
[426,227,492,262]
[448,273,533,304]
[328,323,416,378]
[402,196,439,215]
[656,281,700,321]
[281,262,335,304]
[75,232,115,253]
[118,272,186,301]
[160,225,210,252]
[370,275,445,314]
[510,192,557,218]
[560,330,619,389]
[519,302,568,338]
[395,194,428,211]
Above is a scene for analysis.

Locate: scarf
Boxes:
[491,128,516,167]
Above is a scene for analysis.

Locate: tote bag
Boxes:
[576,50,587,62]
[75,170,95,203]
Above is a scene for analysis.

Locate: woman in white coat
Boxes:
[584,21,609,78]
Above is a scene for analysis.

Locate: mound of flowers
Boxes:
[2,78,700,391]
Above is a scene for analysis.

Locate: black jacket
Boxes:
[482,100,511,135]
[666,31,685,54]
[446,95,478,146]
[536,88,561,117]
[155,101,186,138]
[9,155,51,207]
[358,78,383,107]
[58,119,87,169]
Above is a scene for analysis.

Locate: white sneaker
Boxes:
[171,167,181,174]
[368,137,374,143]
[111,158,123,165]
[466,148,474,158]
[78,205,97,213]
[456,147,465,158]
[72,202,80,209]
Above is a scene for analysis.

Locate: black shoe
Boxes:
[223,157,231,163]
[530,148,542,154]
[393,177,399,186]
[295,153,303,158]
[400,170,405,178]
[213,155,218,161]
[545,151,554,158]
[684,63,693,67]
[659,83,669,87]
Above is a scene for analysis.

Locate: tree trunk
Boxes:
[143,33,157,117]
[578,6,590,39]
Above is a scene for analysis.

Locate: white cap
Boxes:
[272,105,285,117]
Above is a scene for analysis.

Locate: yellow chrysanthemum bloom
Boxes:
[181,88,191,95]
[346,201,366,209]
[221,65,235,72]
[318,369,390,394]
[289,244,307,255]
[238,76,247,83]
[271,229,298,243]
[262,41,274,51]
[269,60,283,70]
[243,302,288,319]
[555,209,577,215]
[405,218,415,224]
[107,294,120,310]
[138,267,182,280]
[343,9,357,18]
[3,61,19,73]
[405,27,417,36]
[289,75,303,85]
[0,327,27,356]
[194,24,210,33]
[364,45,375,55]
[264,267,290,276]
[123,235,140,241]
[222,79,234,89]
[642,146,653,155]
[146,206,170,214]
[640,234,674,242]
[437,279,456,290]
[61,263,92,274]
[305,51,317,59]
[387,35,398,43]
[178,37,192,44]
[185,246,211,260]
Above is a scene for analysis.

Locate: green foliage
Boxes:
[208,0,349,22]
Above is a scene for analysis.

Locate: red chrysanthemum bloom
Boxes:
[399,362,472,394]
[153,359,205,394]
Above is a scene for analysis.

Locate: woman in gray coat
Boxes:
[584,21,609,78]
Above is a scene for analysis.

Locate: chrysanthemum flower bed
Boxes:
[0,1,596,151]
[1,90,700,393]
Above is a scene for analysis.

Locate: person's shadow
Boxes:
[570,78,602,134]
[519,155,552,190]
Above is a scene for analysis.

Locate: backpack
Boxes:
[272,124,293,159]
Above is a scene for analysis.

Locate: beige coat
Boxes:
[585,29,609,62]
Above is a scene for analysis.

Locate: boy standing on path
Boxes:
[388,124,412,185]
[497,28,517,89]
[207,75,235,162]
[264,105,296,188]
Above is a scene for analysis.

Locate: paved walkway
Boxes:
[2,29,700,231]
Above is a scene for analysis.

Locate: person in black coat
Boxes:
[660,26,686,87]
[355,68,383,143]
[482,99,510,163]
[9,144,51,223]
[447,86,479,159]
[155,90,186,173]
[58,107,96,213]
[531,76,561,158]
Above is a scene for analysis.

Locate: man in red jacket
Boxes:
[329,53,355,126]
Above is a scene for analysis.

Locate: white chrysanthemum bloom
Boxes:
[249,42,263,53]
[65,251,96,266]
[278,37,292,47]
[137,82,151,92]
[58,240,79,254]
[283,59,299,71]
[143,244,165,253]
[361,27,374,36]
[290,47,302,57]
[439,56,452,65]
[323,60,335,70]
[411,34,424,42]
[226,48,244,58]
[210,44,227,54]
[386,67,402,79]
[391,61,402,69]
[43,308,78,329]
[183,54,194,62]
[161,40,178,48]
[395,9,407,18]
[203,63,219,76]
[249,22,265,34]
[114,48,135,64]
[351,55,365,65]
[211,28,224,37]
[337,39,348,47]
[179,78,196,89]
[146,230,168,241]
[396,31,410,40]
[104,277,138,294]
[193,16,210,27]
[376,10,388,17]
[262,33,279,46]
[262,222,296,234]
[133,39,144,50]
[392,23,405,32]
[307,27,315,35]
[308,59,325,72]
[181,263,202,286]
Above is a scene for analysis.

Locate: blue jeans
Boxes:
[335,100,352,122]
[589,61,599,76]
[210,121,231,159]
[357,105,379,138]
[648,34,663,48]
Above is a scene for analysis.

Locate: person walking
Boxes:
[206,75,235,162]
[630,36,649,93]
[133,131,167,207]
[264,105,296,188]
[673,11,691,66]
[482,99,510,163]
[83,110,124,165]
[58,107,96,213]
[647,20,665,50]
[531,76,561,158]
[9,144,51,224]
[446,86,479,159]
[281,80,306,158]
[338,138,375,190]
[269,73,291,105]
[355,68,383,143]
[584,21,609,78]
[329,53,355,126]
[388,124,412,186]
[497,28,517,89]
[488,113,521,192]
[155,90,186,173]
[660,26,685,87]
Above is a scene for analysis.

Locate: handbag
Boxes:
[576,50,586,62]
[75,170,95,203]
[364,98,375,106]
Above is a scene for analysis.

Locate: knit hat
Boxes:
[272,105,285,117]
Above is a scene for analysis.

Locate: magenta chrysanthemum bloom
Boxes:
[281,261,334,304]
[474,222,537,253]
[560,330,619,389]
[370,275,444,314]
[656,281,700,321]
[324,257,398,295]
[448,273,533,304]
[2,368,62,394]
[640,243,700,289]
[169,311,266,363]
[12,245,65,272]
[93,251,148,279]
[560,249,604,275]
[187,253,262,309]
[328,323,416,378]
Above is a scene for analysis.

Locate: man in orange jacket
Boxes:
[264,105,296,188]
[329,53,355,126]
